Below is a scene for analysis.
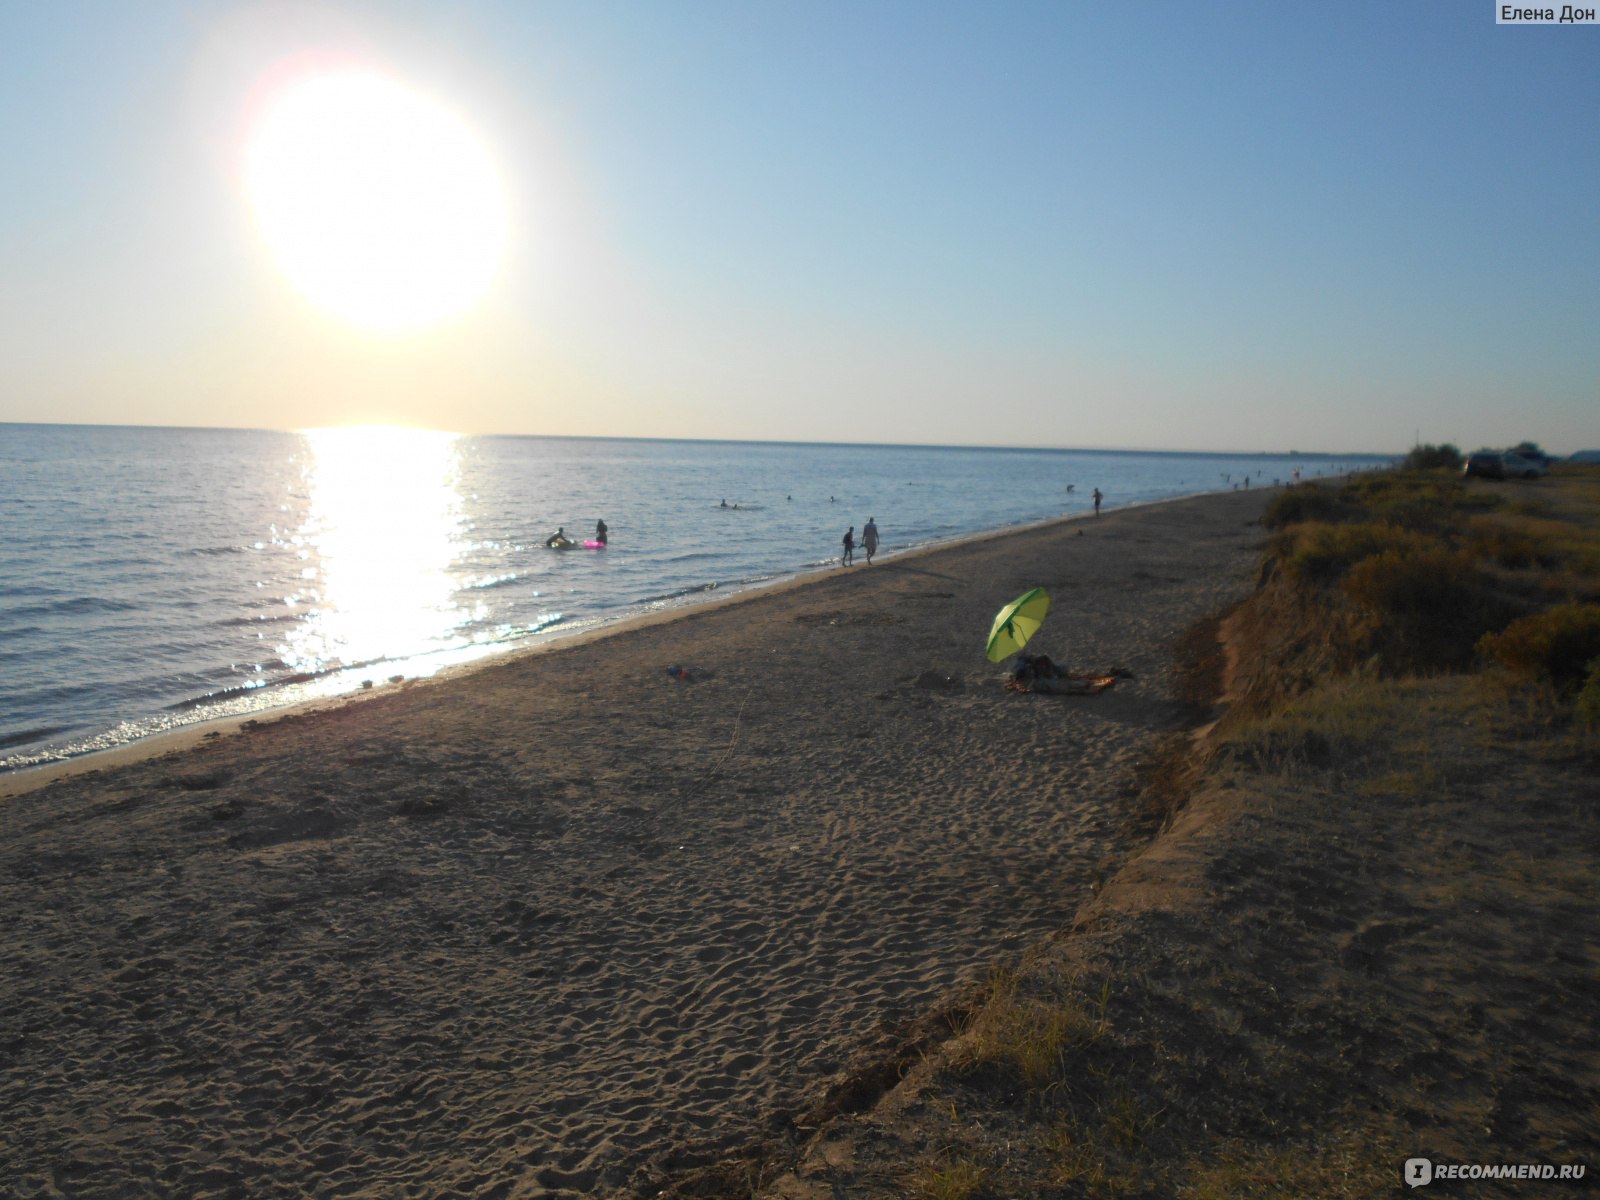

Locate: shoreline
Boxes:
[1,484,1255,800]
[1,486,1275,1198]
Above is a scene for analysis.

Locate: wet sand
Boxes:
[0,488,1272,1198]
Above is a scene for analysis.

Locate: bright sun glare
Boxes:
[284,426,468,672]
[245,66,509,332]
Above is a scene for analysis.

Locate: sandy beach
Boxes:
[0,488,1273,1199]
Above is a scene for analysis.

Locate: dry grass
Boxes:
[953,966,1113,1094]
[1177,1131,1407,1200]
[1213,675,1409,781]
[907,1155,987,1200]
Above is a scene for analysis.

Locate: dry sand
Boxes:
[0,488,1273,1199]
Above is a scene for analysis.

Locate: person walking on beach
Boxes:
[841,526,855,566]
[862,517,879,564]
[1092,488,1103,516]
[594,518,608,545]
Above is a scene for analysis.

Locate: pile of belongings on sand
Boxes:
[1006,653,1131,695]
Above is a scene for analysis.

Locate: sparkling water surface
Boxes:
[0,424,1387,772]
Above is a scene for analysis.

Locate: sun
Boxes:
[245,65,510,332]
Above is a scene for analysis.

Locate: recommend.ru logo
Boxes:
[1405,1158,1588,1186]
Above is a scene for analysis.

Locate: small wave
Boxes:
[731,572,776,588]
[216,612,299,628]
[463,573,525,591]
[0,724,77,751]
[636,582,721,605]
[505,611,567,637]
[5,679,101,708]
[0,583,65,600]
[183,545,247,557]
[1,595,143,621]
[163,669,330,712]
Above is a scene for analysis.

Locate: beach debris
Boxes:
[664,665,714,682]
[985,586,1051,662]
[913,671,963,692]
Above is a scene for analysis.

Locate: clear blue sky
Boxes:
[1,1,1594,453]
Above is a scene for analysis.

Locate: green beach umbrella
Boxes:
[985,587,1051,663]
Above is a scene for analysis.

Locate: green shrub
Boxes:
[1402,443,1462,471]
[1465,517,1547,569]
[1282,522,1432,584]
[1345,548,1517,672]
[1366,497,1461,535]
[1359,475,1498,533]
[1262,485,1362,530]
[1578,659,1600,726]
[1478,603,1600,694]
[1508,496,1553,517]
[1346,473,1447,504]
[1466,514,1578,571]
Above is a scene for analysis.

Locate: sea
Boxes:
[0,424,1389,774]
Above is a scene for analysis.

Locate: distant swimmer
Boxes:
[595,519,608,546]
[721,499,728,508]
[1066,484,1075,493]
[862,517,879,564]
[1092,488,1103,516]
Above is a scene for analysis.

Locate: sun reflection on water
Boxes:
[281,426,469,674]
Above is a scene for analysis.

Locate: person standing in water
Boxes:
[862,517,879,564]
[841,526,855,566]
[1092,488,1103,516]
[595,518,608,545]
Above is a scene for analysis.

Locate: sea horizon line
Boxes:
[0,420,1399,461]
